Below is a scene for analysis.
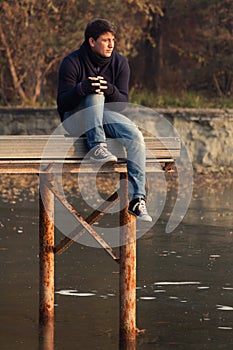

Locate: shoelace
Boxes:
[138,199,148,213]
[133,199,148,214]
[94,146,109,157]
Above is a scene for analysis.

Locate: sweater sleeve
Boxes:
[104,56,130,103]
[57,56,83,118]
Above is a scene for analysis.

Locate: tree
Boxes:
[0,0,165,105]
[200,0,233,96]
[0,1,87,105]
[0,0,232,105]
[163,0,233,96]
[124,0,165,92]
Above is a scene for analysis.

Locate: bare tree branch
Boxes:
[0,23,27,102]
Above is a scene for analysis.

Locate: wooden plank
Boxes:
[0,159,173,174]
[0,135,181,150]
[0,135,180,159]
[0,149,179,159]
[0,135,180,174]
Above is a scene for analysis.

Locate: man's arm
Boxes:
[57,56,84,116]
[103,56,130,103]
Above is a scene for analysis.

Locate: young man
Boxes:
[57,18,152,222]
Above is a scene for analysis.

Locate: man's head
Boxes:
[85,18,116,42]
[85,18,117,58]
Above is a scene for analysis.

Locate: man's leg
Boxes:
[63,94,117,162]
[103,110,152,222]
[83,94,106,148]
[83,94,117,162]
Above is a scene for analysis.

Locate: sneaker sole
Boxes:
[128,210,153,222]
[90,156,117,163]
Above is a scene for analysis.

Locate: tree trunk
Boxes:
[143,10,163,92]
[0,23,27,103]
[213,73,223,97]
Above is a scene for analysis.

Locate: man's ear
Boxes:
[89,37,95,48]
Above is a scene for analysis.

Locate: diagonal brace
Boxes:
[42,177,119,262]
[54,191,119,255]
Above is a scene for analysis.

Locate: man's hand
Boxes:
[97,76,114,95]
[80,76,114,96]
[81,77,102,95]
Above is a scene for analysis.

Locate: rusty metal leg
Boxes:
[39,320,54,350]
[39,174,55,326]
[119,172,137,349]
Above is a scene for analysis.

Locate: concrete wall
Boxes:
[0,107,232,173]
[0,108,59,135]
[158,108,233,173]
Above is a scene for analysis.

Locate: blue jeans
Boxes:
[63,94,146,200]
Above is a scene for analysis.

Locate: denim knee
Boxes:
[127,126,145,146]
[84,94,105,107]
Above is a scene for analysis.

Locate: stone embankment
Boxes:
[0,107,232,173]
[158,108,233,173]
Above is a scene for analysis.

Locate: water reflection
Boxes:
[39,321,54,350]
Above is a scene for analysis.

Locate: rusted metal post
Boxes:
[119,172,137,349]
[39,320,54,350]
[39,174,55,326]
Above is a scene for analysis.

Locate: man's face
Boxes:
[89,32,115,58]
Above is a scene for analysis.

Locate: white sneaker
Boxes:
[89,143,117,163]
[128,198,152,222]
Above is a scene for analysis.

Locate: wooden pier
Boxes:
[0,134,180,348]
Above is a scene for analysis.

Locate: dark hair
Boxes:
[84,18,117,42]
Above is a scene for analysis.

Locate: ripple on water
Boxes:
[154,281,201,286]
[56,290,96,297]
[217,305,233,311]
[218,326,233,330]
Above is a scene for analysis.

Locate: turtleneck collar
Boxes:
[80,41,112,68]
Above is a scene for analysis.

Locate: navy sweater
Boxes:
[57,42,130,119]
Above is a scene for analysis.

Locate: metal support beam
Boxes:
[39,174,55,325]
[39,320,54,350]
[119,172,137,348]
[54,190,119,255]
[43,177,119,261]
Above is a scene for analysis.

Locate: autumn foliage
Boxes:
[0,0,232,106]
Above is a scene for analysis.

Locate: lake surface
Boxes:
[0,175,233,349]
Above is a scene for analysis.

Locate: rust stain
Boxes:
[119,187,137,343]
[39,175,55,325]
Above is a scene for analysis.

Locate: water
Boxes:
[0,175,233,349]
